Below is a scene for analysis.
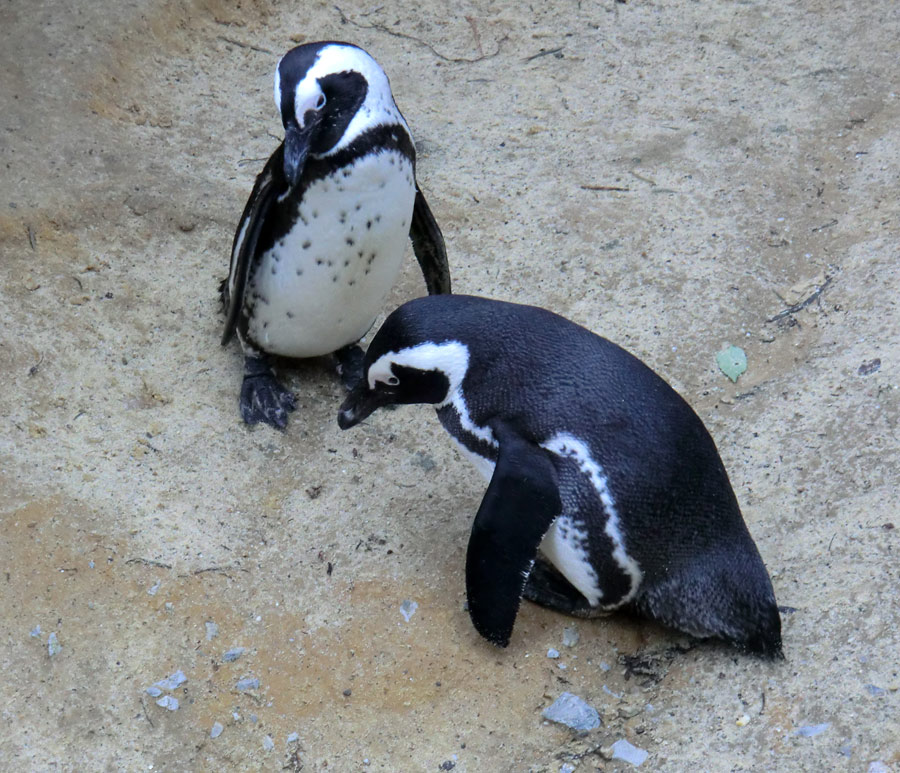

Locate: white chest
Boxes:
[247,149,416,357]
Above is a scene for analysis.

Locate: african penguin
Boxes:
[221,41,451,428]
[337,295,782,657]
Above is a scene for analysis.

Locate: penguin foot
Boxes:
[333,344,365,391]
[240,357,296,429]
[523,556,605,619]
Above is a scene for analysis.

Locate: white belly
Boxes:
[247,149,416,357]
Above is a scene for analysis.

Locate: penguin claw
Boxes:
[333,344,365,391]
[240,373,297,429]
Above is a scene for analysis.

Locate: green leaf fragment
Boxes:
[716,345,747,382]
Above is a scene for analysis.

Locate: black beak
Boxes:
[283,120,316,188]
[338,383,385,430]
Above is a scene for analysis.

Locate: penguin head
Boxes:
[337,306,471,429]
[273,42,410,187]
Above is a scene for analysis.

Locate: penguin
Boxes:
[221,41,451,428]
[337,295,782,657]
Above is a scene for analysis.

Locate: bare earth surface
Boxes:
[1,1,898,770]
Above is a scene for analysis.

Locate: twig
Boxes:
[629,170,657,186]
[335,6,507,63]
[238,157,269,167]
[27,225,36,250]
[465,16,484,58]
[217,36,274,55]
[524,46,563,62]
[767,275,833,322]
[811,218,837,232]
[140,696,155,727]
[581,184,631,192]
[125,558,173,569]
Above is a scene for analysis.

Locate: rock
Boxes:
[287,732,300,744]
[562,627,579,647]
[618,703,643,719]
[205,621,219,640]
[30,625,41,638]
[864,684,886,696]
[154,670,187,690]
[735,714,750,727]
[263,735,275,751]
[560,764,576,773]
[223,647,246,662]
[236,677,260,691]
[210,722,224,738]
[147,580,161,596]
[541,692,600,732]
[868,762,889,773]
[794,723,829,737]
[48,632,62,657]
[156,695,179,711]
[547,648,560,659]
[400,599,418,622]
[611,738,648,766]
[145,686,163,698]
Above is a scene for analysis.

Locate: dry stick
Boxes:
[217,36,274,55]
[524,46,564,62]
[767,275,833,322]
[334,6,507,63]
[581,185,631,192]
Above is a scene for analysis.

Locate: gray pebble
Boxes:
[147,580,161,596]
[30,625,41,638]
[560,765,576,773]
[542,692,600,732]
[236,677,260,691]
[154,670,187,691]
[210,722,224,738]
[156,695,179,711]
[865,684,886,696]
[286,732,300,744]
[612,738,648,766]
[868,762,890,773]
[562,627,579,647]
[263,735,275,751]
[145,686,163,698]
[400,599,418,622]
[223,647,246,662]
[794,723,830,737]
[205,621,219,640]
[547,648,560,659]
[48,632,62,657]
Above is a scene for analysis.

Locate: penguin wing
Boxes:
[466,423,561,647]
[408,186,451,295]
[221,145,286,346]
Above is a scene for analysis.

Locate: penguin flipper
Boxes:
[466,424,561,647]
[409,186,451,295]
[221,145,286,346]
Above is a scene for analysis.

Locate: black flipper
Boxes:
[240,354,296,429]
[409,186,451,295]
[221,145,286,346]
[466,422,561,647]
[522,555,602,618]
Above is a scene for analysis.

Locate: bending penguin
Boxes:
[221,42,451,428]
[338,295,782,656]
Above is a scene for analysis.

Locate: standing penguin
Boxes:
[221,42,450,428]
[337,295,782,656]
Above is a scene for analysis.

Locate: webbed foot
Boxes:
[240,356,296,429]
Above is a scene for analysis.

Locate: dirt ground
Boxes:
[1,0,898,770]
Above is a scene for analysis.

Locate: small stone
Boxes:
[618,703,643,719]
[400,599,418,622]
[599,661,611,672]
[156,695,179,711]
[343,688,352,697]
[736,713,750,726]
[210,722,224,738]
[263,735,275,751]
[145,686,162,698]
[205,621,219,640]
[223,647,246,662]
[89,560,95,569]
[154,670,187,690]
[164,602,174,612]
[547,648,560,659]
[868,762,889,773]
[147,580,161,596]
[864,684,886,696]
[287,732,300,744]
[611,738,648,766]
[794,723,830,737]
[858,358,881,377]
[560,765,576,773]
[30,625,41,638]
[562,627,579,647]
[48,632,62,657]
[542,692,600,733]
[438,761,455,771]
[236,677,260,691]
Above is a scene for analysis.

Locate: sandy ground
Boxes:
[1,0,899,770]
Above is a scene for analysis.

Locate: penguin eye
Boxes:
[315,94,326,109]
[386,375,400,386]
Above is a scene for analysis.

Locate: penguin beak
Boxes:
[283,120,317,188]
[337,384,384,430]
